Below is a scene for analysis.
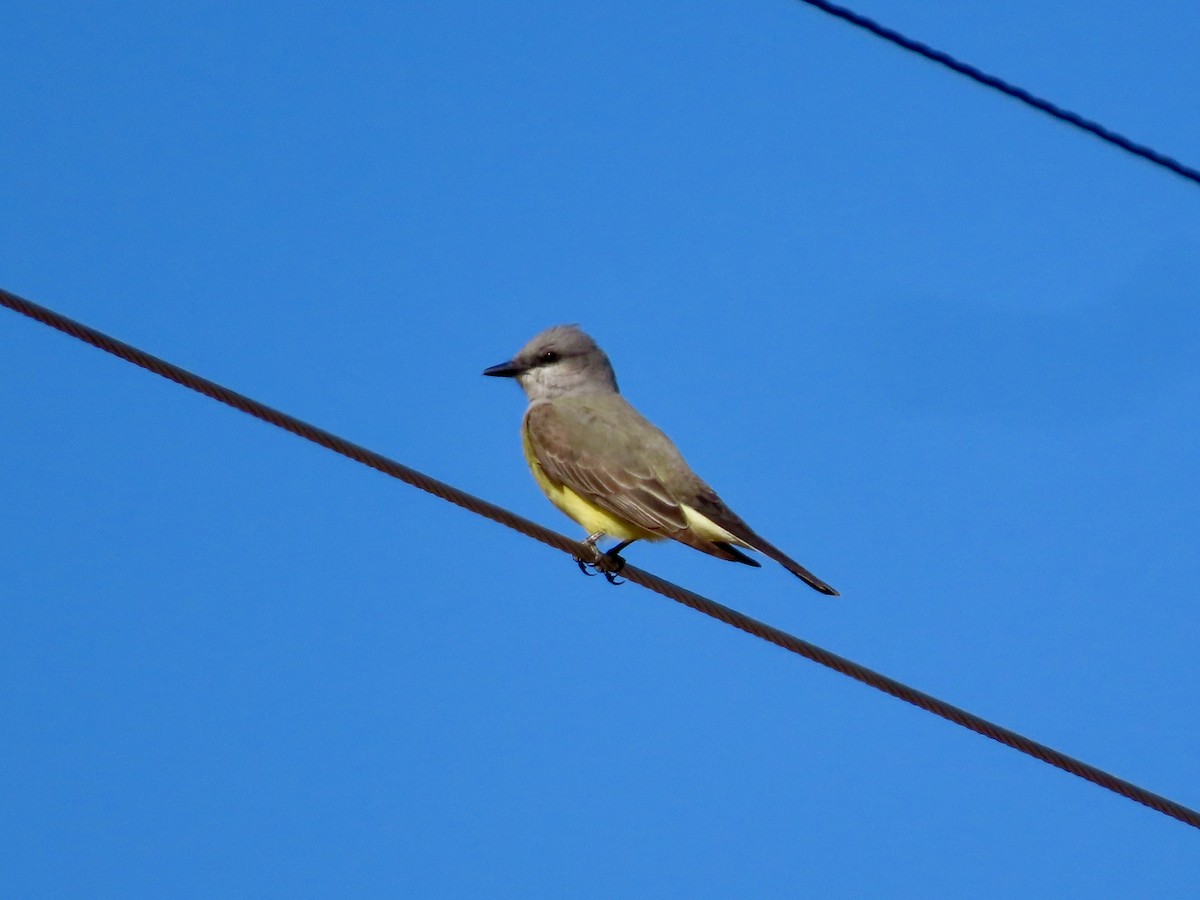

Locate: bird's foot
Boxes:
[573,552,624,583]
[573,532,626,584]
[574,531,608,578]
[595,549,627,585]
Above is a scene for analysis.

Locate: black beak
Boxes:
[483,359,523,378]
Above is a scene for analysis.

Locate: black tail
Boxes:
[688,489,839,595]
[734,532,840,595]
[755,539,839,595]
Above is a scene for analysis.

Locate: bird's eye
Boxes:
[539,350,560,364]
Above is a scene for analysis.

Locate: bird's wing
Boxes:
[523,398,690,537]
[526,398,838,593]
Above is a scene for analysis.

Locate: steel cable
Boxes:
[3,286,1197,830]
[792,0,1200,187]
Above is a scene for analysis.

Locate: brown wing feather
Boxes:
[525,401,688,536]
[526,399,835,589]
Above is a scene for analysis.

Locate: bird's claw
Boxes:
[597,551,626,585]
[573,549,626,585]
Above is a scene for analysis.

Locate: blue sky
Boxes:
[3,1,1199,896]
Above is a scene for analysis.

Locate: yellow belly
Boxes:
[521,421,660,542]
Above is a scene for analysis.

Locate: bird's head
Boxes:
[483,324,619,401]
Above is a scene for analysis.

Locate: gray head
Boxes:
[483,324,619,401]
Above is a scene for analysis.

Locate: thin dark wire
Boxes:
[3,286,1198,831]
[792,0,1200,188]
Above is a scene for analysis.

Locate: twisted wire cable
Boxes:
[793,0,1200,187]
[3,286,1196,829]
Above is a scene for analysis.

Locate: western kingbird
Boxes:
[483,325,838,595]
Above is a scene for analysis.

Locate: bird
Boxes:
[483,325,838,595]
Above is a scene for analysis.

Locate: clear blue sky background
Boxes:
[3,1,1199,896]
